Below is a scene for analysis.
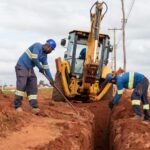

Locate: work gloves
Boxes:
[39,68,54,86]
[108,101,114,110]
[39,68,45,74]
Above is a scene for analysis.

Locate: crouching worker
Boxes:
[14,39,56,113]
[106,72,150,121]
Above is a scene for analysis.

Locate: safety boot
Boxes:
[16,107,23,112]
[32,108,40,114]
[131,115,143,121]
[144,110,150,121]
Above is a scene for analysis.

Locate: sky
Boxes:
[0,0,150,85]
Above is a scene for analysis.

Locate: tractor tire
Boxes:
[52,72,65,101]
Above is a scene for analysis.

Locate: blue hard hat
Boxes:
[106,73,113,82]
[46,39,56,49]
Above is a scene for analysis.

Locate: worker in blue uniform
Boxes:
[79,48,86,60]
[14,39,56,113]
[106,72,150,121]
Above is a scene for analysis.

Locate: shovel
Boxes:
[42,73,79,116]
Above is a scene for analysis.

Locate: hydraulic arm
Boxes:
[82,1,108,90]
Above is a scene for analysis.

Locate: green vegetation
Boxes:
[38,87,53,93]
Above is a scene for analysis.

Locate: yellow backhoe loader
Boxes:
[52,1,113,102]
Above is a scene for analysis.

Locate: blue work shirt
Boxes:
[113,72,145,104]
[79,48,86,59]
[17,43,53,80]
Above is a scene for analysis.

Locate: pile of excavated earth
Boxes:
[0,89,150,150]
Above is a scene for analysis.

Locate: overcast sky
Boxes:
[0,0,150,85]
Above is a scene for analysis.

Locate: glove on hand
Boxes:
[39,68,45,74]
[109,101,114,110]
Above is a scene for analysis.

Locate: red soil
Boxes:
[0,89,150,150]
[0,90,94,150]
[110,91,150,150]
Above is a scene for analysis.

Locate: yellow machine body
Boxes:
[53,1,113,101]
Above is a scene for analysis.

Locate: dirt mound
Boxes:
[110,93,150,150]
[0,90,94,150]
[0,89,150,150]
[0,110,27,137]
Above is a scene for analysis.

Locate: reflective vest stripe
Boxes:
[43,64,49,69]
[15,90,25,96]
[128,72,134,89]
[26,49,38,59]
[117,89,123,94]
[132,100,141,105]
[28,95,37,100]
[143,104,150,110]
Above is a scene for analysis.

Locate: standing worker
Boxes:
[106,72,150,121]
[14,39,56,113]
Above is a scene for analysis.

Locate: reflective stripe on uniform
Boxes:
[43,64,49,69]
[26,49,38,59]
[128,72,134,89]
[117,89,123,94]
[28,95,37,100]
[143,104,150,110]
[15,90,25,96]
[132,100,141,105]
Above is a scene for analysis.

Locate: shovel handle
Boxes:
[42,73,79,115]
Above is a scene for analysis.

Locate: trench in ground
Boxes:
[77,100,111,150]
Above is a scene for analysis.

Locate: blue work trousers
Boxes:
[14,65,38,108]
[131,77,149,116]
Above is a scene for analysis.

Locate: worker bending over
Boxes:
[106,72,150,121]
[14,39,56,113]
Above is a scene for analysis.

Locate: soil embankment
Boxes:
[0,90,94,150]
[0,89,150,150]
[109,92,150,150]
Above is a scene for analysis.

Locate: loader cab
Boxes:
[61,30,112,77]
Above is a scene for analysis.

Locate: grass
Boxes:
[2,90,15,95]
[1,87,53,95]
[38,87,53,92]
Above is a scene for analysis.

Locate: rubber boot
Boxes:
[16,107,23,112]
[144,110,150,121]
[131,115,142,121]
[32,108,40,115]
